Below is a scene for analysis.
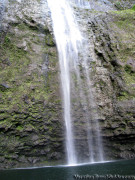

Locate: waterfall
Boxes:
[0,0,7,24]
[70,0,90,8]
[47,0,104,165]
[46,0,82,165]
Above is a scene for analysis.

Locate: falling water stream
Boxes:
[47,0,104,165]
[70,0,90,8]
[0,0,7,31]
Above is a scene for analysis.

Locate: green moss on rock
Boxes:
[0,4,64,169]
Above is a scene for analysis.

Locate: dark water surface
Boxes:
[0,160,135,180]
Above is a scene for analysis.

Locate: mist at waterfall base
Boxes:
[0,160,135,180]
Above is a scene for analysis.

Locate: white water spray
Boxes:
[47,0,83,165]
[47,0,104,165]
[70,0,90,8]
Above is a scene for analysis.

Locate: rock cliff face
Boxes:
[0,0,135,169]
[0,0,65,169]
[86,9,135,160]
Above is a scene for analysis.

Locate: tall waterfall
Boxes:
[47,0,104,165]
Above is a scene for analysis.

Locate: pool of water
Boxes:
[0,160,135,180]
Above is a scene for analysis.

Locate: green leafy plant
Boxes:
[132,4,135,11]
